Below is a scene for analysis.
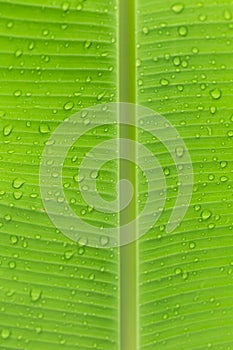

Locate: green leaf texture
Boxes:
[0,0,233,349]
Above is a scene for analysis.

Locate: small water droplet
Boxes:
[10,235,18,245]
[220,176,228,182]
[62,1,70,11]
[160,78,169,86]
[175,146,184,157]
[3,124,13,136]
[4,214,12,222]
[220,161,228,169]
[89,273,95,280]
[63,101,74,111]
[13,191,23,200]
[15,50,22,58]
[178,26,188,36]
[97,91,106,101]
[64,250,74,260]
[84,40,92,49]
[39,123,50,134]
[90,171,99,179]
[30,288,42,302]
[8,261,16,269]
[173,56,181,66]
[142,27,149,35]
[223,9,232,20]
[12,178,25,189]
[171,3,184,14]
[201,209,212,220]
[189,242,196,249]
[210,88,222,100]
[100,236,109,246]
[14,90,22,97]
[1,329,11,339]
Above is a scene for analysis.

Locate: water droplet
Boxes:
[1,329,11,339]
[175,268,182,275]
[164,168,170,176]
[12,178,25,189]
[89,273,95,280]
[14,90,22,97]
[160,78,169,86]
[62,1,70,11]
[42,29,49,36]
[220,161,228,169]
[15,50,22,58]
[7,21,14,29]
[210,88,222,100]
[10,235,18,244]
[4,214,12,222]
[173,56,181,66]
[8,261,16,269]
[3,124,13,136]
[178,26,188,36]
[175,146,184,157]
[13,191,23,200]
[227,130,233,137]
[220,176,228,182]
[97,91,106,101]
[90,171,99,179]
[100,236,109,246]
[223,9,232,20]
[64,250,74,260]
[84,40,92,49]
[171,3,184,14]
[142,27,149,35]
[78,247,85,255]
[201,209,212,220]
[28,41,34,50]
[189,242,196,249]
[30,288,42,302]
[63,101,74,111]
[39,123,50,134]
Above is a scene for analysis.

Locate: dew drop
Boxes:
[1,329,11,339]
[30,288,42,302]
[189,242,196,249]
[8,261,16,269]
[220,176,228,182]
[201,209,212,220]
[62,1,70,11]
[10,235,18,245]
[3,124,13,136]
[100,236,109,246]
[97,91,106,101]
[171,3,184,14]
[90,171,99,179]
[223,9,232,20]
[175,146,184,157]
[178,26,188,36]
[63,101,74,111]
[13,191,23,200]
[142,27,149,35]
[39,123,50,134]
[84,40,92,49]
[15,50,23,58]
[160,78,169,86]
[12,178,25,189]
[210,88,222,100]
[220,161,228,169]
[64,250,74,260]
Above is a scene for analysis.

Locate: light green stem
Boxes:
[118,0,138,349]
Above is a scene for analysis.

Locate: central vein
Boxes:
[118,0,138,349]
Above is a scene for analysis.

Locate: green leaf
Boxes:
[1,0,233,349]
